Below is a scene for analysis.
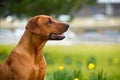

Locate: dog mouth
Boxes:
[49,33,65,40]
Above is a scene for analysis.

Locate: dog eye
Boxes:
[48,18,53,24]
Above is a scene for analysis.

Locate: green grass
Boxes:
[44,44,120,80]
[0,44,15,63]
[0,44,120,80]
[44,44,120,65]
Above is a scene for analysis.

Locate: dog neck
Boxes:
[15,30,47,64]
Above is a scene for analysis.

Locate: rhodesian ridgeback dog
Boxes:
[0,15,69,80]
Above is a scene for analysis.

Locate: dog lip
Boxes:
[49,33,65,40]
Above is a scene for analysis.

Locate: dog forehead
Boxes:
[37,15,52,19]
[36,15,54,23]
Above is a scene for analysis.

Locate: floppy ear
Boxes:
[26,17,40,34]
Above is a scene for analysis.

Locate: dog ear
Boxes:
[26,17,40,34]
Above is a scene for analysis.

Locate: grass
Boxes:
[44,44,120,80]
[0,44,120,80]
[0,44,15,63]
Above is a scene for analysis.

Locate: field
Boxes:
[0,44,120,80]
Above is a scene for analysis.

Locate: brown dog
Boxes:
[0,15,69,80]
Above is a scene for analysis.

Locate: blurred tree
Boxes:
[0,0,96,17]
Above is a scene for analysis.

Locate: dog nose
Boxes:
[64,24,69,28]
[63,24,69,32]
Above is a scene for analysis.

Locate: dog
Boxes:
[0,15,69,80]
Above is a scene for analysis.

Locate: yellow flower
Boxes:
[113,58,119,64]
[74,78,79,80]
[88,63,95,70]
[58,66,64,71]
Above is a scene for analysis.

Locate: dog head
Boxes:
[26,15,69,40]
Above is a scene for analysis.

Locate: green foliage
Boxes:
[87,56,96,65]
[44,52,55,65]
[46,68,112,80]
[0,0,97,17]
[76,61,82,68]
[53,69,72,80]
[87,56,96,70]
[64,56,72,65]
[0,45,14,63]
[0,53,8,63]
[73,69,83,80]
[46,68,83,80]
[89,70,113,80]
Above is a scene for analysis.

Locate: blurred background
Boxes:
[0,0,120,80]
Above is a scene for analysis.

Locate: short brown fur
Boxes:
[0,15,69,80]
